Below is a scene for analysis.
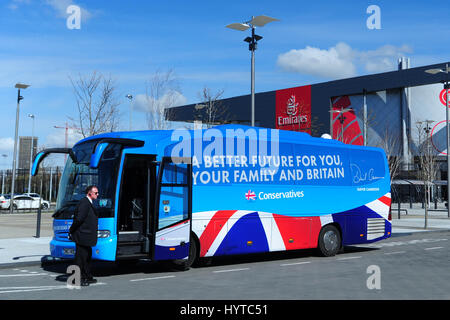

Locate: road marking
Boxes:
[213,268,250,273]
[0,285,67,294]
[336,256,361,261]
[384,251,406,255]
[424,247,444,250]
[0,273,48,278]
[0,282,106,294]
[130,275,176,282]
[365,238,448,248]
[280,261,311,267]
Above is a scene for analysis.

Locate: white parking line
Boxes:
[280,261,311,267]
[130,275,176,282]
[0,273,48,278]
[424,247,444,251]
[0,285,67,294]
[384,251,406,255]
[213,268,250,273]
[336,256,362,261]
[0,282,106,294]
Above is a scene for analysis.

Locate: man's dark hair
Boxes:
[85,185,98,195]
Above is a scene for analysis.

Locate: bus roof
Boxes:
[74,124,382,154]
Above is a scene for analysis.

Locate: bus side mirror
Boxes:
[90,142,109,169]
[31,148,77,176]
[31,151,46,176]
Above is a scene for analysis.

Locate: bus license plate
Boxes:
[63,248,75,255]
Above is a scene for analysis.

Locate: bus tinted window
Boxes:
[54,142,121,219]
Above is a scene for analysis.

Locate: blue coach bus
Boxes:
[32,125,392,269]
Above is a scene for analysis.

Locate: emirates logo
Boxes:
[286,95,298,116]
[277,94,308,127]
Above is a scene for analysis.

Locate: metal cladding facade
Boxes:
[167,61,450,165]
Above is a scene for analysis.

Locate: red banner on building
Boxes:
[331,95,364,145]
[275,85,311,133]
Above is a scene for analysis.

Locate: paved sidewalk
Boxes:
[0,205,450,268]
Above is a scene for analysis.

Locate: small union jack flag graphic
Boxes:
[245,190,256,200]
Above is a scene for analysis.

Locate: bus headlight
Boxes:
[97,230,110,238]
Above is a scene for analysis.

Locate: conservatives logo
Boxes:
[246,189,305,201]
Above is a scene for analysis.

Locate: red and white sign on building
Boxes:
[440,89,449,107]
[275,85,311,133]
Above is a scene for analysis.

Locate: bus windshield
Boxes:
[53,140,121,219]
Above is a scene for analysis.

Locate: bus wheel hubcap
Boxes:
[323,231,338,252]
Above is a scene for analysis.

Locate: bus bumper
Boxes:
[50,236,117,261]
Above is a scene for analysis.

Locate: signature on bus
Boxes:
[350,163,382,184]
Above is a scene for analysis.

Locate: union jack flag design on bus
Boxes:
[245,190,256,201]
[192,193,391,257]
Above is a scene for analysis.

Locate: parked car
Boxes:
[0,195,50,210]
[22,193,41,199]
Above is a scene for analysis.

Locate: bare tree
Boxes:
[69,71,121,138]
[416,121,438,229]
[145,69,183,130]
[195,87,225,128]
[377,126,402,183]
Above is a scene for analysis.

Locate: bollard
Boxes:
[35,198,42,238]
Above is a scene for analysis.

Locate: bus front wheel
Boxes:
[168,235,198,271]
[317,224,341,257]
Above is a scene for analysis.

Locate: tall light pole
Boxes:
[226,15,279,127]
[11,83,30,214]
[1,154,7,195]
[425,64,450,217]
[126,94,133,130]
[27,114,35,193]
[330,107,352,142]
[363,89,367,146]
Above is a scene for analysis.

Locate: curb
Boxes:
[0,256,70,270]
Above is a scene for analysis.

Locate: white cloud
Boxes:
[0,138,15,153]
[277,42,357,79]
[7,0,30,10]
[44,0,92,21]
[277,42,413,79]
[44,128,83,149]
[132,91,187,113]
[359,44,413,73]
[8,0,92,21]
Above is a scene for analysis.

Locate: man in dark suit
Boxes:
[69,185,99,286]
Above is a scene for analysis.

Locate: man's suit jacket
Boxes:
[69,197,98,247]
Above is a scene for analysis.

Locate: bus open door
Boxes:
[151,156,193,269]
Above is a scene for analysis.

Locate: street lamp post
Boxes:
[425,64,450,217]
[226,15,279,127]
[27,114,35,193]
[11,83,30,214]
[1,154,7,194]
[126,94,133,130]
[330,107,352,142]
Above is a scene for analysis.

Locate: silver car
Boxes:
[1,195,50,210]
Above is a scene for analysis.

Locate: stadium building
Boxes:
[166,59,450,205]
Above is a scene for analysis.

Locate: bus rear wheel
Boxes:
[317,224,341,257]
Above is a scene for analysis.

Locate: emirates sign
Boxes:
[275,85,311,133]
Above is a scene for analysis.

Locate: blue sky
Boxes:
[0,0,449,168]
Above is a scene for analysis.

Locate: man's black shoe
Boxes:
[80,280,90,287]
